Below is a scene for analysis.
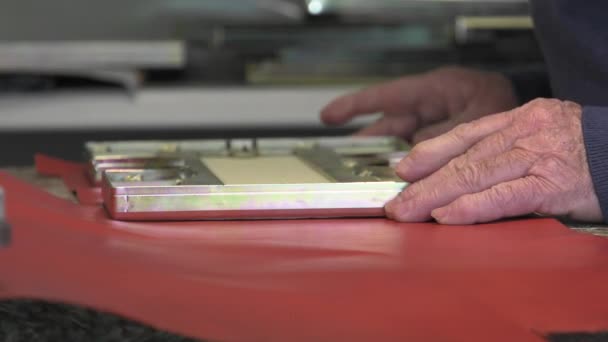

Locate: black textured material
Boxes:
[546,332,608,342]
[2,300,608,341]
[0,300,201,342]
[0,222,10,247]
[505,66,553,105]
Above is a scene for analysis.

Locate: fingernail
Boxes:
[385,196,401,214]
[385,198,399,214]
[396,158,413,177]
[386,197,415,222]
[384,201,396,220]
[432,207,450,222]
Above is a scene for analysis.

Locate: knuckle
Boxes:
[522,176,552,207]
[446,157,466,173]
[518,100,563,132]
[510,146,537,164]
[530,107,553,123]
[487,184,516,210]
[528,157,572,193]
[527,98,547,106]
[472,131,511,156]
[487,131,507,150]
[450,123,472,142]
[562,100,583,117]
[494,130,513,149]
[527,97,557,108]
[526,98,562,120]
[455,164,484,190]
[454,194,479,219]
[539,156,562,171]
[512,134,539,153]
[529,156,562,177]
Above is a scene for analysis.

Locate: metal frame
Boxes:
[93,137,409,221]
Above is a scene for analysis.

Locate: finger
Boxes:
[320,76,427,125]
[396,109,516,182]
[456,127,518,165]
[411,119,459,144]
[431,176,546,225]
[385,148,536,222]
[354,115,419,138]
[410,124,523,181]
[354,119,392,136]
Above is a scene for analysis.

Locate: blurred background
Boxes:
[0,0,541,165]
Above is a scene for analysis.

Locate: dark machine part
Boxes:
[0,188,10,247]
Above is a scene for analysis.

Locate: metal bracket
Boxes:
[227,139,259,157]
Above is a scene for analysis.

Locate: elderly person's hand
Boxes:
[321,66,519,143]
[385,99,603,224]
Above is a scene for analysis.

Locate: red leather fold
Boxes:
[34,154,102,205]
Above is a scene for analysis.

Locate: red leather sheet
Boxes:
[34,154,102,205]
[1,171,608,341]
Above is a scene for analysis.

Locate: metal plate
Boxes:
[91,137,409,221]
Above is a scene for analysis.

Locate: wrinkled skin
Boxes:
[385,98,602,224]
[321,67,603,224]
[321,66,519,143]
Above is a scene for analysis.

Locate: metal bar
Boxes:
[295,146,375,182]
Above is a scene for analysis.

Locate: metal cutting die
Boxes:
[87,137,409,220]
